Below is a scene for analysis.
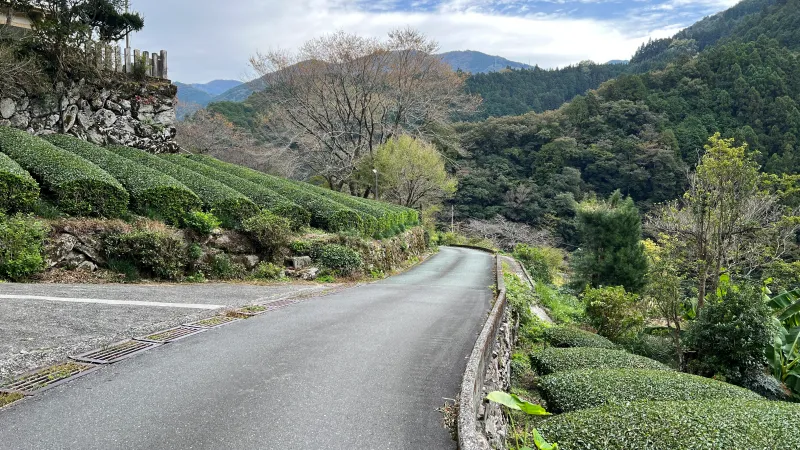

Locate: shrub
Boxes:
[0,127,128,217]
[618,332,677,367]
[530,347,670,375]
[685,282,775,385]
[43,135,201,224]
[189,155,365,233]
[583,285,644,341]
[241,210,292,254]
[0,151,39,213]
[535,284,585,325]
[539,368,761,413]
[289,240,312,255]
[542,326,616,349]
[513,244,564,284]
[504,271,536,327]
[0,213,47,280]
[109,146,258,228]
[252,262,284,280]
[316,244,363,276]
[162,155,310,230]
[105,228,187,280]
[183,210,221,236]
[537,399,800,450]
[208,253,246,280]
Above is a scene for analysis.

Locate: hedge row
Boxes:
[160,155,310,230]
[0,151,39,212]
[44,135,202,225]
[287,179,417,237]
[530,347,670,375]
[0,127,128,217]
[188,155,363,233]
[537,399,800,449]
[542,326,616,349]
[539,368,762,413]
[109,146,259,228]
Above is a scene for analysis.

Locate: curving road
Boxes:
[0,247,494,450]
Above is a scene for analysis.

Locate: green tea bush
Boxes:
[583,285,644,341]
[162,155,310,229]
[530,347,670,375]
[105,228,187,280]
[241,210,292,254]
[618,332,677,367]
[0,152,39,213]
[539,368,761,413]
[183,210,221,235]
[110,146,259,228]
[542,326,616,349]
[316,244,363,276]
[0,213,47,280]
[686,283,775,386]
[0,127,128,217]
[252,262,284,280]
[537,399,800,450]
[43,135,201,224]
[189,155,364,233]
[289,240,312,255]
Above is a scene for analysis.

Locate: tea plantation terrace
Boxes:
[0,126,418,236]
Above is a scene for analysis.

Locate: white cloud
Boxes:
[129,0,733,83]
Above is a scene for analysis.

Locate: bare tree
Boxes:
[462,215,555,251]
[249,28,479,192]
[176,109,298,177]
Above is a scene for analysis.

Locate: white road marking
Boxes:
[0,294,225,310]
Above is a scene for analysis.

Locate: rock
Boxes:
[299,267,320,281]
[120,99,131,111]
[106,100,123,114]
[46,114,60,128]
[93,109,117,127]
[76,261,98,272]
[234,255,261,270]
[0,119,10,127]
[285,256,312,270]
[45,234,79,268]
[62,105,78,132]
[207,231,256,254]
[77,111,95,129]
[74,238,105,265]
[86,128,104,145]
[60,251,88,268]
[10,112,30,128]
[16,97,29,112]
[154,109,175,125]
[0,98,16,119]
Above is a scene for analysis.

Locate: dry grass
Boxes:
[0,392,24,408]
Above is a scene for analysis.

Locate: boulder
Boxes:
[45,234,79,268]
[285,256,312,270]
[0,98,16,119]
[234,255,261,270]
[207,231,256,254]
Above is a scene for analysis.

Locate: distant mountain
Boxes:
[190,80,243,96]
[174,82,215,119]
[438,50,532,74]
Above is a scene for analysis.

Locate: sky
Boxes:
[129,0,742,83]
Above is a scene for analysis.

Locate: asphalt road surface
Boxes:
[0,247,494,450]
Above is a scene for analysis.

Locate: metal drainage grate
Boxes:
[185,315,242,329]
[265,298,300,311]
[71,340,161,365]
[232,305,268,317]
[0,361,97,394]
[135,326,205,343]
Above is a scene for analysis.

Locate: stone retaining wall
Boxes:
[0,76,178,153]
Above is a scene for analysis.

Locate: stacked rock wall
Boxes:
[0,76,178,153]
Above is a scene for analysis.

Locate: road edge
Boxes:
[457,252,507,450]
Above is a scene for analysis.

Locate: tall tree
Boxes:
[648,133,798,309]
[248,28,479,192]
[571,190,648,293]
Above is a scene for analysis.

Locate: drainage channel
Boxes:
[1,294,314,409]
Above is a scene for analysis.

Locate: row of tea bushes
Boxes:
[528,324,799,448]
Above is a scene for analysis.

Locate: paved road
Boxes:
[0,247,494,450]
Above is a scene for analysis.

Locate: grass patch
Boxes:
[535,283,584,325]
[0,391,24,408]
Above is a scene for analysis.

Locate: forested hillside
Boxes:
[452,35,800,243]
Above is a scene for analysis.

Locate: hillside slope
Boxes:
[438,50,532,74]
